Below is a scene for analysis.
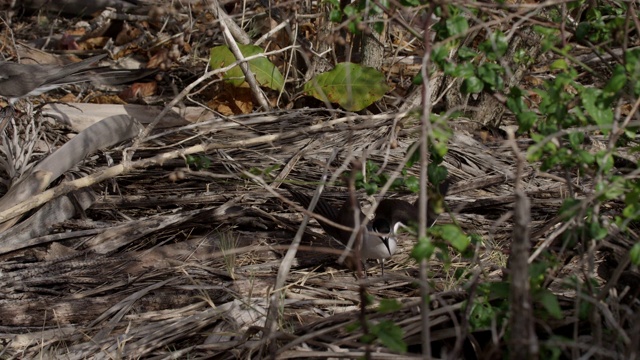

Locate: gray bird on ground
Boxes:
[287,184,448,275]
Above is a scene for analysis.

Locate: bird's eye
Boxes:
[373,218,391,234]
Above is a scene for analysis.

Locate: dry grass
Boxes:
[0,2,636,359]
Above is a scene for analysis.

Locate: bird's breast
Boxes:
[360,234,397,260]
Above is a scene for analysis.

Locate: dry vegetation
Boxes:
[0,0,637,359]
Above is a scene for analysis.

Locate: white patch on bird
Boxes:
[393,221,408,234]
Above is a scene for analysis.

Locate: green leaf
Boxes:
[575,22,590,41]
[516,111,538,132]
[477,63,504,90]
[478,31,508,60]
[506,86,525,109]
[370,320,407,353]
[343,4,360,33]
[373,21,384,34]
[630,243,640,266]
[568,132,584,147]
[624,49,640,73]
[581,87,613,132]
[468,299,497,330]
[411,236,435,261]
[461,76,484,94]
[452,62,476,78]
[533,25,559,37]
[378,298,402,313]
[329,9,342,22]
[595,151,614,172]
[427,164,448,185]
[443,62,457,76]
[550,59,568,70]
[431,46,449,66]
[589,220,607,240]
[603,65,627,94]
[406,141,420,167]
[576,150,594,165]
[538,290,562,319]
[404,175,419,193]
[507,88,538,132]
[186,155,212,170]
[446,15,469,37]
[303,62,389,111]
[440,224,469,251]
[363,182,378,195]
[209,44,284,91]
[457,46,478,61]
[343,5,357,16]
[585,7,602,20]
[412,71,423,85]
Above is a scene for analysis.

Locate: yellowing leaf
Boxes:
[209,44,284,91]
[303,62,389,111]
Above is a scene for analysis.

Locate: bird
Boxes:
[374,179,450,236]
[286,188,394,274]
[286,183,448,275]
[0,54,109,105]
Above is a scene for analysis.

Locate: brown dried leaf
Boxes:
[118,82,158,102]
[147,49,169,69]
[115,22,142,46]
[208,87,254,115]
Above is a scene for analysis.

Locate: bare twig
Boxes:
[506,128,538,358]
[418,4,436,358]
[212,0,272,110]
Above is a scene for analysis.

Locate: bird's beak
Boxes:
[381,236,392,255]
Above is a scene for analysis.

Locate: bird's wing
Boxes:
[286,188,343,240]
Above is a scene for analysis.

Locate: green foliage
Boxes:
[326,0,389,35]
[247,164,281,180]
[432,6,467,41]
[411,235,436,261]
[535,290,563,320]
[630,243,640,266]
[506,87,537,132]
[575,2,627,45]
[436,224,470,252]
[353,160,386,195]
[478,31,508,61]
[467,293,505,331]
[366,320,407,353]
[431,27,507,95]
[185,155,211,170]
[445,15,469,38]
[410,224,471,262]
[303,62,389,111]
[209,44,284,91]
[378,298,403,313]
[346,299,407,353]
[318,1,640,353]
[510,15,640,290]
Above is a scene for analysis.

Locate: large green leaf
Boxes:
[209,44,284,91]
[303,62,389,111]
